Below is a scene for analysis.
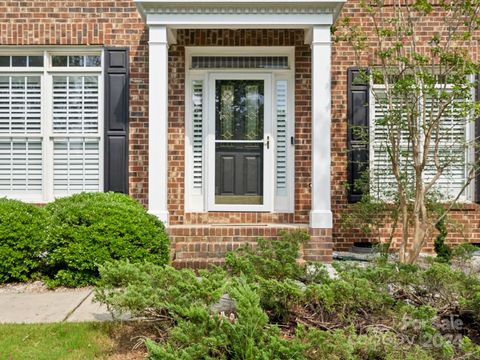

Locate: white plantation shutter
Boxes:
[0,76,42,134]
[0,138,42,192]
[276,80,288,195]
[53,76,99,134]
[372,90,469,200]
[53,138,100,194]
[52,74,101,196]
[425,97,467,198]
[192,80,203,190]
[371,92,407,195]
[0,75,42,196]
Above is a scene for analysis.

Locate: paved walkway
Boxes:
[0,289,118,323]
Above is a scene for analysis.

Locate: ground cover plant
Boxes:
[96,230,480,360]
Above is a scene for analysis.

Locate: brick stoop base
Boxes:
[168,224,333,268]
[304,228,333,263]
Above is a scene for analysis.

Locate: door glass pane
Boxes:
[215,80,264,140]
[215,80,265,205]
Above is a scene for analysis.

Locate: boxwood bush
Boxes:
[0,198,47,282]
[44,192,169,287]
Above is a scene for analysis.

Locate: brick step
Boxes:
[167,224,333,265]
[174,241,256,260]
[168,223,308,243]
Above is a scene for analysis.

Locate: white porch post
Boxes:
[309,25,332,229]
[148,25,169,224]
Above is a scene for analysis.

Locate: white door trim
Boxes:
[206,72,274,212]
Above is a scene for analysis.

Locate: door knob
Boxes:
[265,136,270,149]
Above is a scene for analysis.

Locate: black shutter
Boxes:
[347,68,370,203]
[476,75,480,204]
[104,48,129,194]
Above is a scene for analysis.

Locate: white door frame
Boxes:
[206,72,274,212]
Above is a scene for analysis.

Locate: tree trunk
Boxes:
[398,201,409,263]
[407,186,429,264]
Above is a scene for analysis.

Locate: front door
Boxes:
[207,73,273,211]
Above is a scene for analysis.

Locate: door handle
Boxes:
[265,136,270,149]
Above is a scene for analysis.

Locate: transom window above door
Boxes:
[184,47,295,213]
[191,56,290,70]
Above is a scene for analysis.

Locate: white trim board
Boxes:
[135,0,346,27]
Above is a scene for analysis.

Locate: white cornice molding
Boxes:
[135,1,346,27]
[144,7,335,15]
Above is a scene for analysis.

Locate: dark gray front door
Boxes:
[214,79,264,205]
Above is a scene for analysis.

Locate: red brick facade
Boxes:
[331,2,480,251]
[0,1,478,264]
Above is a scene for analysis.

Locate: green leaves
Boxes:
[95,232,480,360]
[0,198,47,282]
[225,230,309,281]
[43,192,170,287]
[0,193,170,287]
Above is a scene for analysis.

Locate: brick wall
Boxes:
[0,0,150,206]
[1,0,478,254]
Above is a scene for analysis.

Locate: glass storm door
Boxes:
[207,74,273,211]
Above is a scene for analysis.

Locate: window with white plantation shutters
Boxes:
[276,80,288,195]
[192,80,204,190]
[52,75,101,196]
[0,50,103,202]
[0,75,42,195]
[371,88,471,201]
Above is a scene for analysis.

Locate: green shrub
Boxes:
[95,232,480,359]
[95,261,227,319]
[434,214,452,263]
[297,325,437,360]
[0,198,47,282]
[44,192,169,287]
[225,230,309,281]
[146,278,306,360]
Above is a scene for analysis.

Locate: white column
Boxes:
[148,25,169,224]
[309,25,332,229]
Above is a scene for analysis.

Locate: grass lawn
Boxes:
[0,322,149,360]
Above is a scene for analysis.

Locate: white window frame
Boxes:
[369,78,476,203]
[0,47,104,203]
[184,46,295,213]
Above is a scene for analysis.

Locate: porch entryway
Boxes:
[135,0,346,265]
[184,47,295,213]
